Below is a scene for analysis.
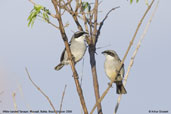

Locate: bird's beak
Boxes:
[101,51,105,54]
[84,31,89,35]
[84,32,89,39]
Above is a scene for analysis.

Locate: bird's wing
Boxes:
[69,36,74,44]
[60,43,71,62]
[60,48,66,62]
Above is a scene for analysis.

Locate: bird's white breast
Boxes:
[104,55,124,81]
[70,37,86,62]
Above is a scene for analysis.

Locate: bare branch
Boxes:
[47,21,60,29]
[95,6,120,44]
[87,0,103,113]
[75,0,80,13]
[25,68,57,114]
[92,0,98,44]
[114,1,159,113]
[59,85,67,114]
[51,0,88,113]
[60,0,83,31]
[90,0,155,113]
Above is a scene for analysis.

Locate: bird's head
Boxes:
[102,50,120,60]
[73,31,89,42]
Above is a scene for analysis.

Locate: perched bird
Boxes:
[55,31,88,71]
[102,50,127,94]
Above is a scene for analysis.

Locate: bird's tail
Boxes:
[116,82,127,94]
[54,63,64,71]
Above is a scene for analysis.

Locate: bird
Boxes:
[102,50,127,94]
[55,31,88,71]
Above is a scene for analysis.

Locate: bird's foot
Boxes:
[108,82,113,88]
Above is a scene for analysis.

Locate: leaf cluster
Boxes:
[27,5,50,27]
[130,0,139,4]
[81,2,91,12]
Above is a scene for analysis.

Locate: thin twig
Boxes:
[95,6,120,44]
[37,16,60,29]
[114,1,159,113]
[59,85,67,114]
[75,0,80,13]
[92,0,98,44]
[96,44,111,50]
[25,68,57,114]
[48,21,60,29]
[60,0,83,31]
[12,92,18,114]
[90,0,155,113]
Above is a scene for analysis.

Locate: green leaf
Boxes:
[27,5,51,27]
[81,2,91,12]
[130,0,139,4]
[31,17,36,27]
[34,5,43,12]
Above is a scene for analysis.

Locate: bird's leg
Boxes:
[70,53,75,62]
[108,82,113,88]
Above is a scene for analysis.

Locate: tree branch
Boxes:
[59,85,67,114]
[25,68,57,114]
[95,6,120,45]
[114,1,159,113]
[90,0,155,113]
[88,0,103,113]
[51,0,88,113]
[60,0,83,31]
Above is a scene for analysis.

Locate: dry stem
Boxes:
[95,6,120,44]
[59,85,67,114]
[25,68,57,114]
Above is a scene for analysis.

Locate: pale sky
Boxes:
[0,0,171,114]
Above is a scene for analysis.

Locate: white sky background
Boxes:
[0,0,171,114]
